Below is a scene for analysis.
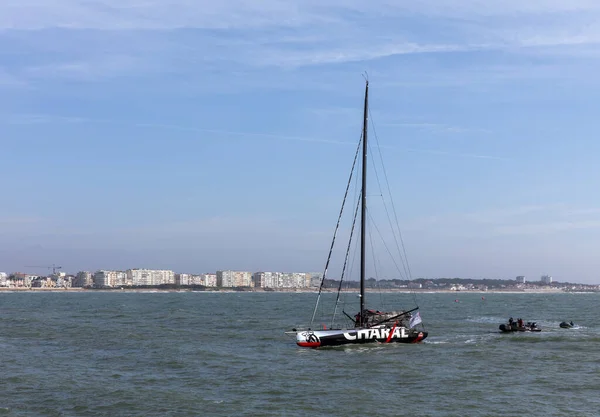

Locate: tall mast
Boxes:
[360,80,368,325]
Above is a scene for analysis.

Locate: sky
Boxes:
[1,1,600,284]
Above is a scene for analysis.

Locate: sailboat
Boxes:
[288,80,428,348]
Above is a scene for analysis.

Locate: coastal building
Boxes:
[127,269,175,286]
[516,276,526,283]
[200,273,217,287]
[283,272,311,288]
[56,276,72,288]
[309,273,323,287]
[541,275,553,284]
[176,273,194,286]
[217,270,252,287]
[0,272,7,287]
[252,272,313,288]
[32,277,53,288]
[73,271,93,287]
[93,270,128,287]
[175,273,217,286]
[253,272,280,288]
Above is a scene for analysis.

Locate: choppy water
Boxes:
[1,291,599,416]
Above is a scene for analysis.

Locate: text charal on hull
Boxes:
[287,79,428,348]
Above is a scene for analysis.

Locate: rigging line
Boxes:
[365,142,409,281]
[366,210,386,311]
[365,131,411,282]
[368,110,421,309]
[311,133,363,326]
[366,209,407,282]
[332,190,361,328]
[368,108,414,282]
[338,209,361,328]
[338,162,362,326]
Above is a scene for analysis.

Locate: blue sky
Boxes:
[2,1,600,284]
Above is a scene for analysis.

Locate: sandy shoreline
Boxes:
[0,287,592,294]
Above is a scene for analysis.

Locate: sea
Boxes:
[1,290,599,417]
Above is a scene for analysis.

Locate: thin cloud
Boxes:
[1,113,87,124]
[0,0,325,30]
[463,205,562,224]
[0,68,27,87]
[134,122,356,146]
[256,42,470,68]
[3,0,600,75]
[0,113,357,146]
[24,55,139,80]
[403,148,508,161]
[382,122,492,135]
[493,220,600,236]
[3,0,600,31]
[1,112,509,160]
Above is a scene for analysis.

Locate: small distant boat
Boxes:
[499,321,541,333]
[560,321,575,329]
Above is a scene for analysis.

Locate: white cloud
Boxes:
[2,0,600,66]
[3,0,600,31]
[389,0,600,17]
[1,0,599,97]
[0,0,324,30]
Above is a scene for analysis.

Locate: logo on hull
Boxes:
[343,327,408,341]
[297,331,321,347]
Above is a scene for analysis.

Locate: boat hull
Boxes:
[559,322,574,328]
[295,327,427,348]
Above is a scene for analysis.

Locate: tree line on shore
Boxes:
[320,277,589,289]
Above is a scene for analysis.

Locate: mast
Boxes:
[360,80,368,326]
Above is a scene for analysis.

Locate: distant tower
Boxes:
[541,275,553,284]
[516,276,526,283]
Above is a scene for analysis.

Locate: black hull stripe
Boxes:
[299,332,428,347]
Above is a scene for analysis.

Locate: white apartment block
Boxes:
[253,272,313,288]
[200,273,217,287]
[217,270,252,287]
[285,272,311,288]
[253,272,279,288]
[176,273,194,285]
[127,269,175,286]
[93,270,128,287]
[176,273,217,286]
[541,275,553,284]
[0,272,7,287]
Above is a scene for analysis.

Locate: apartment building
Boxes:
[217,270,252,287]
